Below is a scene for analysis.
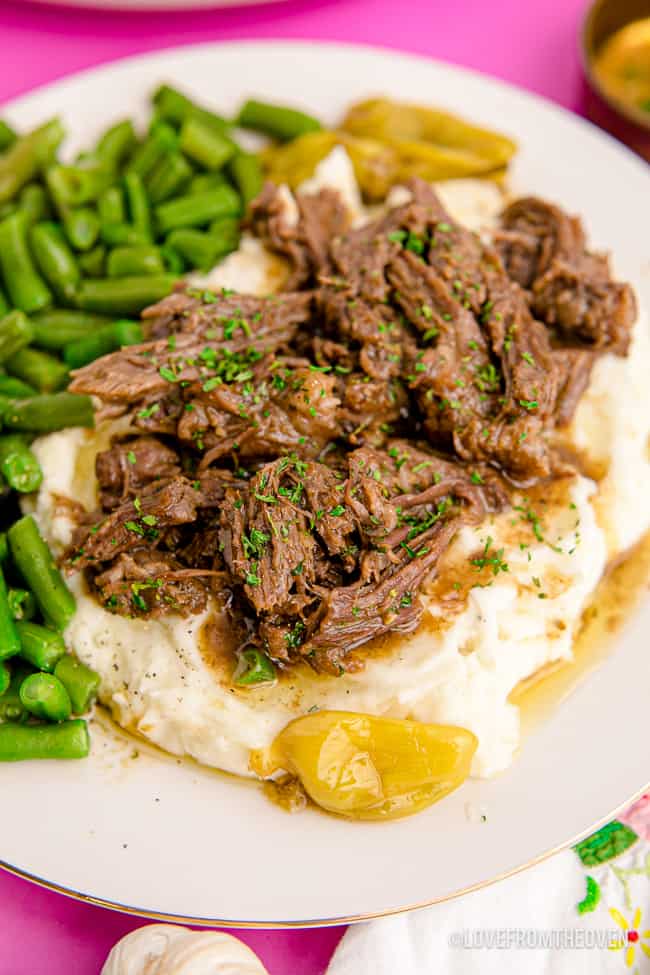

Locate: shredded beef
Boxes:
[64,179,636,675]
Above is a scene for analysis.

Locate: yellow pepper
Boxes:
[251,710,477,821]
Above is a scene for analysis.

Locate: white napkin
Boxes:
[327,801,650,974]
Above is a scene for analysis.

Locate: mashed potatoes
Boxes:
[28,153,650,780]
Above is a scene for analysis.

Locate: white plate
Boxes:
[2,41,650,927]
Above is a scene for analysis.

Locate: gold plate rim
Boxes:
[2,780,648,929]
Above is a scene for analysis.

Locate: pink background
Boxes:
[0,0,592,972]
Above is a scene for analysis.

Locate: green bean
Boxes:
[188,172,226,195]
[20,672,71,722]
[18,184,50,226]
[237,99,322,141]
[4,347,68,393]
[107,245,164,278]
[167,225,238,271]
[126,123,177,178]
[30,222,81,304]
[0,392,94,432]
[7,588,36,622]
[0,121,17,152]
[146,152,193,204]
[0,666,30,722]
[0,533,7,564]
[0,287,9,317]
[46,161,112,207]
[235,648,276,686]
[0,567,21,662]
[229,152,263,207]
[100,223,149,248]
[63,207,100,252]
[76,274,177,316]
[159,243,185,274]
[31,309,111,350]
[0,375,36,397]
[98,185,126,226]
[63,319,143,369]
[0,435,43,492]
[155,185,240,234]
[0,311,34,364]
[124,172,151,241]
[96,119,137,170]
[54,655,100,715]
[0,211,52,313]
[152,84,230,135]
[209,217,240,252]
[15,621,66,671]
[0,719,89,760]
[8,517,76,631]
[78,244,106,278]
[0,660,9,696]
[179,116,235,171]
[0,119,64,204]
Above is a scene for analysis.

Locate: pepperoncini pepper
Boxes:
[250,710,477,821]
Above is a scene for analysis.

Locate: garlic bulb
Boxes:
[101,924,269,975]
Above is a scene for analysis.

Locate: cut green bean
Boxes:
[0,719,89,760]
[229,152,263,207]
[0,392,94,432]
[8,517,76,631]
[0,435,43,492]
[96,119,137,170]
[54,655,100,715]
[0,375,36,397]
[0,665,30,722]
[0,311,34,364]
[18,183,50,226]
[107,245,164,278]
[126,123,177,179]
[4,346,68,393]
[167,225,238,271]
[20,672,71,722]
[0,119,64,204]
[0,567,21,662]
[152,84,231,135]
[63,319,143,369]
[100,223,149,248]
[235,648,277,686]
[155,185,240,233]
[76,274,177,316]
[7,588,36,622]
[63,207,100,252]
[209,217,240,252]
[146,152,193,204]
[78,244,106,278]
[15,621,66,671]
[0,660,9,696]
[46,161,112,207]
[180,116,236,171]
[124,172,151,241]
[188,171,226,195]
[98,185,126,226]
[0,211,52,313]
[237,98,322,141]
[31,310,111,350]
[0,121,17,152]
[159,243,185,274]
[30,222,81,304]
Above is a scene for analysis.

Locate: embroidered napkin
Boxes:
[327,796,650,974]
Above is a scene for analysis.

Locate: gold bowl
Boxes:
[581,0,650,159]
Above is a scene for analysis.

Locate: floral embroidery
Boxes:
[574,821,638,866]
[620,796,650,842]
[608,907,650,967]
